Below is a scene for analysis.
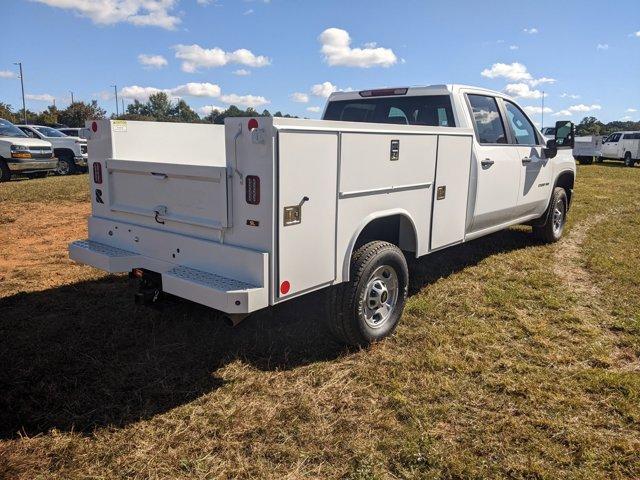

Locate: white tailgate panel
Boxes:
[431,135,473,250]
[278,131,338,296]
[107,159,228,229]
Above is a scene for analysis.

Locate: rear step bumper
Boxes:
[69,239,268,314]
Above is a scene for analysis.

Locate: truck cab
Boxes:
[17,124,88,175]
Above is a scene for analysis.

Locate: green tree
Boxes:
[172,99,201,123]
[0,103,19,123]
[59,100,106,127]
[575,116,605,136]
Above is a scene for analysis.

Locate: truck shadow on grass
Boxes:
[0,228,534,439]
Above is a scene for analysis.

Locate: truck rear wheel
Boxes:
[624,152,635,167]
[577,156,593,165]
[56,153,76,176]
[328,241,408,346]
[0,160,11,182]
[533,187,567,243]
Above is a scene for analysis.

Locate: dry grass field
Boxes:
[0,163,639,479]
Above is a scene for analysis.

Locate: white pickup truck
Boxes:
[600,131,640,167]
[0,118,58,181]
[69,84,576,346]
[17,124,88,175]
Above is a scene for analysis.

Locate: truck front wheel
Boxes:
[533,187,567,243]
[328,241,409,346]
[0,160,11,182]
[56,153,76,176]
[624,152,635,167]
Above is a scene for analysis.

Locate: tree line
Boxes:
[574,116,640,137]
[0,92,296,128]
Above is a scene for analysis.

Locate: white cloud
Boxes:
[523,27,538,34]
[627,108,638,113]
[32,0,180,30]
[634,31,640,37]
[219,93,269,108]
[529,77,556,86]
[174,44,271,72]
[138,54,168,69]
[568,104,602,113]
[481,62,532,82]
[120,82,221,101]
[319,28,397,68]
[620,115,633,121]
[560,93,580,99]
[243,9,253,15]
[233,69,251,76]
[311,81,337,98]
[0,70,17,79]
[524,106,553,115]
[553,110,573,117]
[504,83,542,99]
[596,43,609,50]
[290,92,309,103]
[199,105,227,115]
[306,106,322,113]
[509,45,519,50]
[25,93,55,103]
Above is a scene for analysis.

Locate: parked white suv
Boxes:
[16,124,88,175]
[0,118,57,182]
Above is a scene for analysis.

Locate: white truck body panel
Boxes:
[573,135,603,158]
[70,84,576,317]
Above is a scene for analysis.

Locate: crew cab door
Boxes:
[501,99,552,217]
[602,133,621,158]
[465,93,521,232]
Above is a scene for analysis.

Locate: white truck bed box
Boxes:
[70,118,474,315]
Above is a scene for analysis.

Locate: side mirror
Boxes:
[544,138,557,159]
[554,120,575,149]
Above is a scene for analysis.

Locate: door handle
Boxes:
[481,158,494,167]
[521,157,532,164]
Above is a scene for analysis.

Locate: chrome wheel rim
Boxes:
[57,160,69,175]
[552,198,565,236]
[363,265,398,329]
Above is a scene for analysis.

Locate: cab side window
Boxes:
[504,101,539,145]
[467,94,507,144]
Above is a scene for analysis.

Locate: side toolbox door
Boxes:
[430,134,473,250]
[277,131,338,297]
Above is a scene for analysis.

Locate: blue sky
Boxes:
[2,0,639,125]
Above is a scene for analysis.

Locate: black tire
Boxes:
[596,156,604,163]
[533,187,568,243]
[327,241,409,346]
[56,153,77,176]
[0,160,11,182]
[624,152,634,167]
[577,156,593,165]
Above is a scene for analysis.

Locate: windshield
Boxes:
[34,126,67,137]
[323,95,455,127]
[0,119,28,138]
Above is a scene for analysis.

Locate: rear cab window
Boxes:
[323,95,455,127]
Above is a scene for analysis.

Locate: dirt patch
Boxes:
[0,202,99,297]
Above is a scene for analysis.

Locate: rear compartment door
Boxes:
[430,135,473,250]
[277,131,338,297]
[106,159,229,229]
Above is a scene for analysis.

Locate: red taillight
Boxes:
[245,175,260,205]
[93,162,102,184]
[280,281,290,295]
[91,121,98,132]
[359,88,408,97]
[247,118,259,131]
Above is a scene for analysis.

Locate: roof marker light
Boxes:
[248,118,259,131]
[359,88,408,97]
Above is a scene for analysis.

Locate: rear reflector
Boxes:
[247,118,259,131]
[91,121,98,132]
[245,175,260,205]
[359,88,408,97]
[93,162,102,184]
[280,281,290,295]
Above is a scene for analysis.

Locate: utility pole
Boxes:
[541,91,545,129]
[14,62,27,124]
[121,98,125,115]
[111,85,119,116]
[69,90,74,103]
